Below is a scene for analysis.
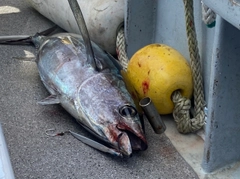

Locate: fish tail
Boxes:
[0,25,60,46]
[0,35,32,45]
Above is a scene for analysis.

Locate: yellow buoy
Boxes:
[122,44,193,115]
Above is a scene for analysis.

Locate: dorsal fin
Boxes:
[68,0,101,71]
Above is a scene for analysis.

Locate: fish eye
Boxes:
[119,105,137,117]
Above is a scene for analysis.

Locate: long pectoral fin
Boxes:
[69,130,123,157]
[106,52,123,72]
[12,56,36,62]
[37,95,60,105]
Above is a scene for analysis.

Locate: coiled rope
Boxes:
[116,0,205,133]
[116,26,128,70]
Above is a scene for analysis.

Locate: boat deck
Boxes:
[0,0,238,178]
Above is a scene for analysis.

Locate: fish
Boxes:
[0,0,147,157]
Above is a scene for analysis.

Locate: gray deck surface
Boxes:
[0,0,198,178]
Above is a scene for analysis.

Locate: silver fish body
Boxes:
[35,33,147,156]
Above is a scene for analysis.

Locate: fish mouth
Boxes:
[116,122,148,157]
[76,121,147,157]
[117,105,148,151]
[117,130,148,157]
[117,132,132,157]
[125,130,148,151]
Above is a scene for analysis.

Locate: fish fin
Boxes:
[0,25,61,46]
[12,56,36,62]
[69,130,123,157]
[106,51,123,72]
[37,25,61,36]
[68,0,98,71]
[37,95,60,105]
[0,36,32,45]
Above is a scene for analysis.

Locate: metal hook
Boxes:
[45,128,70,137]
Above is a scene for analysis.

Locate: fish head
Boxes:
[97,103,148,157]
[77,73,148,157]
[105,103,148,157]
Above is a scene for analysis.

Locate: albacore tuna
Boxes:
[36,32,147,156]
[0,0,147,157]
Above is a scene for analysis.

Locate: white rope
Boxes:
[201,1,216,27]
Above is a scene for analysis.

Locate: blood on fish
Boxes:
[108,125,119,141]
